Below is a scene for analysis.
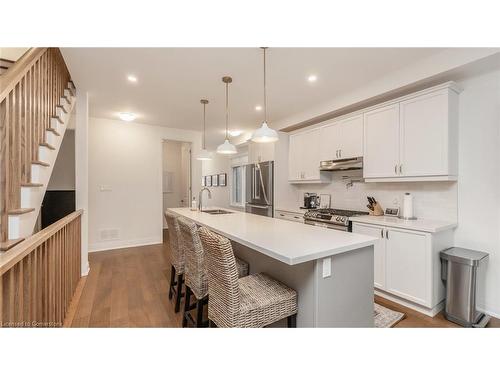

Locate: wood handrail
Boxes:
[0,48,47,102]
[0,209,83,276]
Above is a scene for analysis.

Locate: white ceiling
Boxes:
[61,48,447,149]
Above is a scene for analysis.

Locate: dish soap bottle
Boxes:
[191,197,197,211]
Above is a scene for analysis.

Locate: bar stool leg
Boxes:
[287,314,297,328]
[175,274,183,313]
[196,299,204,328]
[168,265,175,300]
[182,286,192,327]
[208,319,216,328]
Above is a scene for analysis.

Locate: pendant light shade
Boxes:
[217,76,237,155]
[251,47,279,143]
[216,139,237,154]
[196,99,213,161]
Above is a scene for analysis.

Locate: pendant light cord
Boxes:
[225,80,229,140]
[263,47,267,123]
[202,102,206,149]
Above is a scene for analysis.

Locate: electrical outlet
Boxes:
[393,197,399,206]
[322,257,332,278]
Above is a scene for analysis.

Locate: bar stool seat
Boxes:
[238,273,297,327]
[198,226,298,328]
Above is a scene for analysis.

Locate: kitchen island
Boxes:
[167,207,377,327]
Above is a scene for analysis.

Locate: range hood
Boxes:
[319,157,363,171]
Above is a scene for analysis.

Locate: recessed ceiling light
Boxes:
[118,112,136,122]
[127,75,138,83]
[228,130,243,137]
[307,75,318,82]
[255,105,262,111]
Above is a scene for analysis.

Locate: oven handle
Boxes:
[304,219,348,231]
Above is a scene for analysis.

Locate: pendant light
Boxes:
[196,99,212,161]
[216,76,237,154]
[251,47,279,143]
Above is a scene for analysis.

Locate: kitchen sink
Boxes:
[202,209,233,215]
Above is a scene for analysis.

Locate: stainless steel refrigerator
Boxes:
[245,161,274,217]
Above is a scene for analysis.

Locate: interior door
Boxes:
[385,228,429,306]
[363,104,400,178]
[399,90,449,177]
[338,115,363,159]
[352,223,386,289]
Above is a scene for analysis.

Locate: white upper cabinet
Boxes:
[289,128,329,183]
[248,142,274,164]
[399,89,456,177]
[319,114,363,161]
[319,122,340,161]
[363,84,459,182]
[338,115,363,159]
[363,104,400,178]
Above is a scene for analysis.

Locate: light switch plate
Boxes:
[100,185,112,192]
[322,257,331,278]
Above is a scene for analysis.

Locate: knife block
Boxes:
[369,202,384,216]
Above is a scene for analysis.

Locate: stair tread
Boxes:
[47,127,61,136]
[56,104,68,113]
[21,182,43,187]
[8,208,35,215]
[32,160,50,167]
[52,115,64,124]
[40,142,55,150]
[0,238,25,252]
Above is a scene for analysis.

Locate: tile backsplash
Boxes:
[280,170,458,222]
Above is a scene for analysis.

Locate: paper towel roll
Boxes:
[403,193,414,219]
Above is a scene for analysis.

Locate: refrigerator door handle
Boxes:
[246,203,272,209]
[255,163,270,205]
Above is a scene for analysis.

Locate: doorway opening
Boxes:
[162,140,192,230]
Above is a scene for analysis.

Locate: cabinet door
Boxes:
[288,133,303,180]
[259,142,275,163]
[363,104,400,178]
[319,122,341,161]
[352,223,386,289]
[399,90,449,177]
[302,128,321,180]
[338,115,363,159]
[248,142,260,164]
[385,228,429,306]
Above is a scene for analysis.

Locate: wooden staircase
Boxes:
[0,48,76,251]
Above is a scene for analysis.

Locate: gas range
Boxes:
[303,208,369,231]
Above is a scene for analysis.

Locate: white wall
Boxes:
[454,68,500,317]
[47,129,75,190]
[88,117,202,252]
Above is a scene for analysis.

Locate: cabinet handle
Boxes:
[386,230,389,239]
[394,165,397,174]
[380,229,384,238]
[335,150,338,158]
[339,149,342,158]
[399,164,402,174]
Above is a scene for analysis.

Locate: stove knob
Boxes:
[335,217,340,221]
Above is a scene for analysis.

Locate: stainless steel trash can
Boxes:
[440,247,489,327]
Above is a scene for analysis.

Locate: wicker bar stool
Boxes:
[177,217,249,328]
[164,211,185,313]
[198,226,298,328]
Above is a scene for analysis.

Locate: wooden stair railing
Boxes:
[0,210,82,327]
[0,48,75,246]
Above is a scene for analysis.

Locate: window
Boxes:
[230,154,248,207]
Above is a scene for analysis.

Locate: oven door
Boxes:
[304,219,349,231]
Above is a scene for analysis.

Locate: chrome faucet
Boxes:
[198,188,212,211]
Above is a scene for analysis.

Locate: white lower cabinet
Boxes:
[275,210,304,223]
[353,222,451,315]
[352,223,386,289]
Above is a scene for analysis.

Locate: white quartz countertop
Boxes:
[168,207,377,265]
[350,215,457,233]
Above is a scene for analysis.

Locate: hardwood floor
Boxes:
[71,229,499,328]
[71,230,182,327]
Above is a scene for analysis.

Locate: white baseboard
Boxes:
[375,289,444,317]
[89,236,163,252]
[477,306,500,320]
